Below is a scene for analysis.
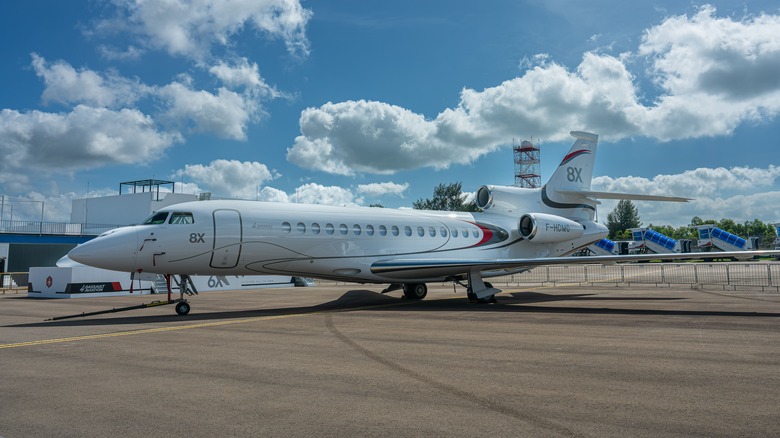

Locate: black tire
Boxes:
[403,283,427,300]
[175,301,191,316]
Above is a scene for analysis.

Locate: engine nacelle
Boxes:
[518,213,585,243]
[475,185,532,213]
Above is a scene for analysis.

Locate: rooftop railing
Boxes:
[0,220,120,236]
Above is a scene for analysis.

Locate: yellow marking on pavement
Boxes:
[0,300,412,350]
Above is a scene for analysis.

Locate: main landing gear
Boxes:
[392,272,501,304]
[402,283,428,300]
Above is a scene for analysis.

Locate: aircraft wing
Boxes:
[370,250,780,279]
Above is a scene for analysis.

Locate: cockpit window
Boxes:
[169,212,194,224]
[141,212,169,225]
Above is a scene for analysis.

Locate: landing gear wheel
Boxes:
[175,301,191,316]
[403,283,427,300]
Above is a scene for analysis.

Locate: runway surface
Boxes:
[1,284,779,437]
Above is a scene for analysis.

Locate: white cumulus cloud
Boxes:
[31,53,149,108]
[288,6,780,176]
[158,82,258,140]
[0,105,179,174]
[257,182,414,206]
[173,159,278,199]
[30,55,280,141]
[291,183,359,206]
[257,186,290,203]
[357,182,409,198]
[593,164,780,226]
[95,0,312,61]
[209,57,283,98]
[638,5,780,140]
[257,183,362,206]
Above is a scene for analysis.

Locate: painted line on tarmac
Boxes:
[0,300,415,350]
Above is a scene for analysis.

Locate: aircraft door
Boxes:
[210,209,242,269]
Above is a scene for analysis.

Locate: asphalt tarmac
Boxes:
[1,283,778,437]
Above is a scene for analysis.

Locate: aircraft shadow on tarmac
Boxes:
[7,289,779,328]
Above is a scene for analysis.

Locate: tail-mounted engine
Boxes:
[475,185,529,213]
[519,213,584,243]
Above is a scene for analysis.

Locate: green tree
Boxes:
[649,224,676,239]
[646,223,698,241]
[718,218,738,234]
[740,218,776,249]
[606,199,641,239]
[413,182,479,212]
[689,217,777,248]
[675,225,699,241]
[368,203,384,208]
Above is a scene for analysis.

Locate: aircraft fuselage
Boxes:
[69,197,607,284]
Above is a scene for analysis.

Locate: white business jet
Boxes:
[68,131,775,315]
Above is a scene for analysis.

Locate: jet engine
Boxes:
[475,185,529,213]
[518,213,585,243]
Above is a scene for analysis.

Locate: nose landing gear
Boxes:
[167,274,197,316]
[175,301,191,315]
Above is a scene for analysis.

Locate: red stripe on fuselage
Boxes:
[466,222,494,248]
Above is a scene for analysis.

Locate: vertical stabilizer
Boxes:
[540,131,599,221]
[547,131,598,192]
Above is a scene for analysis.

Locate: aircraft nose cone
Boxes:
[67,243,100,266]
[68,227,138,271]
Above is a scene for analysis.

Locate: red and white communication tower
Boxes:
[513,138,540,188]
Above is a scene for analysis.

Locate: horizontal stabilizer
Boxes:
[557,190,691,202]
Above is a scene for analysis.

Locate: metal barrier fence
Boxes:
[487,263,780,292]
[0,220,119,236]
[0,272,29,294]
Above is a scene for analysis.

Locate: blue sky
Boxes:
[1,0,779,227]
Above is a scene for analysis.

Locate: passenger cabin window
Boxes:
[366,225,375,236]
[391,226,400,236]
[142,212,169,225]
[378,225,387,236]
[169,212,194,224]
[312,223,321,234]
